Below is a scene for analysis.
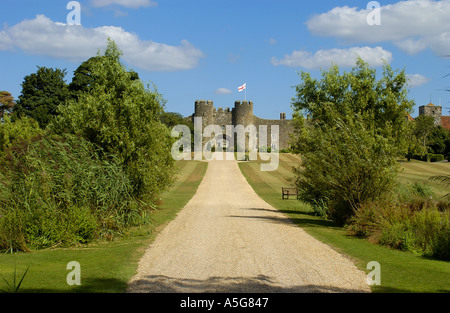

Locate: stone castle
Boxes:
[190,100,294,151]
[188,100,449,152]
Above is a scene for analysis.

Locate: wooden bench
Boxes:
[282,187,299,200]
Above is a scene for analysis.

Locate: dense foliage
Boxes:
[50,41,175,202]
[14,67,69,128]
[0,115,43,156]
[292,59,415,224]
[0,133,147,251]
[408,114,450,161]
[0,91,15,118]
[348,183,450,260]
[0,40,176,252]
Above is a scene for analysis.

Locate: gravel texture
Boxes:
[127,153,371,293]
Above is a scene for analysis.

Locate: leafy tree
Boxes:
[0,115,43,156]
[413,115,436,149]
[160,112,189,128]
[405,114,433,161]
[14,67,68,128]
[293,59,414,154]
[0,91,15,118]
[51,40,175,203]
[160,111,194,147]
[407,115,450,160]
[427,126,449,156]
[292,59,414,224]
[68,56,140,100]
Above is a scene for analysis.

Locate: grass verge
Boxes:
[0,160,208,293]
[238,154,450,293]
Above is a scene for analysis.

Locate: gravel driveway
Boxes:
[127,153,371,293]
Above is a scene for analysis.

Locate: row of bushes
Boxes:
[347,183,450,260]
[412,153,447,162]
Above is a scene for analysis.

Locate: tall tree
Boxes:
[14,67,68,128]
[292,59,415,224]
[51,40,175,203]
[292,59,414,154]
[68,54,139,100]
[413,114,437,150]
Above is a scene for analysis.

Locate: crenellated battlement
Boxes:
[234,100,253,110]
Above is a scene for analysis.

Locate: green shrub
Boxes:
[379,222,416,252]
[429,153,445,162]
[411,209,450,260]
[0,115,43,155]
[410,182,434,198]
[348,201,450,260]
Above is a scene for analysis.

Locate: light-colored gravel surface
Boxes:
[127,153,371,293]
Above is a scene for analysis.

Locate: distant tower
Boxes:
[233,100,254,127]
[194,100,214,147]
[419,102,442,126]
[194,100,214,124]
[232,100,254,151]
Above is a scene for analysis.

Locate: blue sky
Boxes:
[1,0,449,119]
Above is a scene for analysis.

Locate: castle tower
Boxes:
[233,100,254,127]
[419,102,442,126]
[194,100,214,148]
[194,100,214,124]
[232,100,254,152]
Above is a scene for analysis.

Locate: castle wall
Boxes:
[193,100,293,151]
[253,116,294,151]
[213,107,232,126]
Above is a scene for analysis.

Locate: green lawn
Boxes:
[238,154,450,293]
[398,159,450,198]
[2,155,449,293]
[0,160,208,293]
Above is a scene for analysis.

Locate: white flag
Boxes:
[238,83,246,92]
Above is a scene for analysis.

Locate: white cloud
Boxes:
[406,74,430,88]
[91,0,157,8]
[271,46,392,69]
[306,0,450,55]
[0,15,204,72]
[214,88,232,95]
[393,38,427,55]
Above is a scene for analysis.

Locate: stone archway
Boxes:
[214,134,234,152]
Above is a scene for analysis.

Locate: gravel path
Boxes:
[127,153,371,293]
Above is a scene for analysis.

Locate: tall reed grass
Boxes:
[0,133,152,252]
[347,182,450,260]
